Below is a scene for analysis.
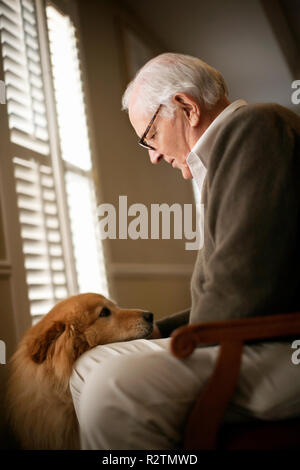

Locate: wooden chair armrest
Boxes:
[171,311,300,358]
[170,312,300,450]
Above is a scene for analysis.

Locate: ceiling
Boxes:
[123,0,300,114]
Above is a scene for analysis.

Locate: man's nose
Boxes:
[148,149,163,164]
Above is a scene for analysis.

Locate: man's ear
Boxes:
[172,93,201,126]
[29,321,66,364]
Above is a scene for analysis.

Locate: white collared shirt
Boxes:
[187,99,248,197]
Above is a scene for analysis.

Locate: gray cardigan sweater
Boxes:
[157,103,300,337]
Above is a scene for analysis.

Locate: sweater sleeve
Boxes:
[190,105,300,324]
[156,308,190,337]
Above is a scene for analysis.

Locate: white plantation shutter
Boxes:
[46,4,109,296]
[0,0,49,154]
[13,156,68,318]
[0,0,109,325]
[65,171,108,294]
[0,0,69,323]
[46,5,91,171]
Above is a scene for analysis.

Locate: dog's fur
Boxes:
[6,293,153,450]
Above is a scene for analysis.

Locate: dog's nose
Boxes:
[143,312,153,324]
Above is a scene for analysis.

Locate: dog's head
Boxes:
[27,293,153,376]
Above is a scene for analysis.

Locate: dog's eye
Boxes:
[99,307,111,317]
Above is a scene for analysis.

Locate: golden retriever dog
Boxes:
[6,293,153,450]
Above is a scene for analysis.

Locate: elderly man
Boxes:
[70,53,300,450]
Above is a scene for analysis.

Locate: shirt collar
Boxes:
[187,99,248,172]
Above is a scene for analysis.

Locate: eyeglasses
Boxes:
[138,104,162,151]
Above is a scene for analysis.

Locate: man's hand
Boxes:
[147,323,162,339]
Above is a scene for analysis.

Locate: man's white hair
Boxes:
[122,52,229,118]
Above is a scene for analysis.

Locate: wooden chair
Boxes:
[170,312,300,450]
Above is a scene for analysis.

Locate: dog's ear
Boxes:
[69,325,90,359]
[29,321,66,364]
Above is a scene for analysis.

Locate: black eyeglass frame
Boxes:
[138,104,162,151]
